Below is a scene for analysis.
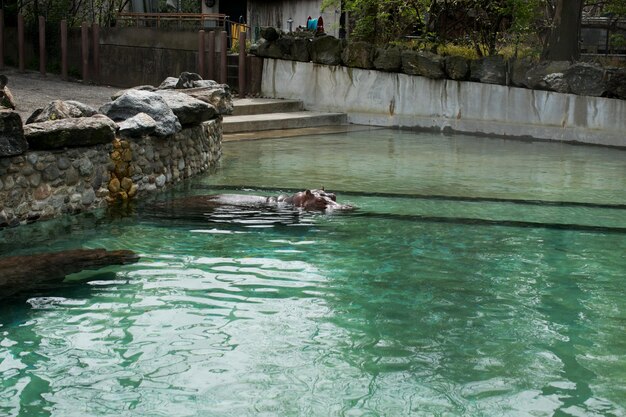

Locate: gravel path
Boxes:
[2,68,121,121]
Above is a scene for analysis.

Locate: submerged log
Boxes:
[0,248,139,298]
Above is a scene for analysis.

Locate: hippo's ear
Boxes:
[305,189,312,196]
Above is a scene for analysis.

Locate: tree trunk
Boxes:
[541,0,584,61]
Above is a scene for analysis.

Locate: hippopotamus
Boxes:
[263,189,353,211]
[163,189,354,212]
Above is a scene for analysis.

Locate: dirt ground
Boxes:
[2,68,121,122]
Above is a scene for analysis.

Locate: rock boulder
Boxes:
[342,41,375,69]
[509,58,536,88]
[256,40,286,59]
[176,72,203,89]
[277,37,297,60]
[542,73,569,93]
[0,110,27,156]
[100,90,181,137]
[155,90,217,125]
[26,100,98,124]
[260,26,280,42]
[563,63,607,97]
[516,60,570,90]
[117,112,157,137]
[24,115,117,150]
[192,79,220,89]
[374,46,402,72]
[402,50,445,79]
[310,35,344,66]
[158,77,179,90]
[291,37,312,62]
[183,85,234,115]
[470,56,507,85]
[607,68,626,99]
[111,85,157,101]
[444,55,470,80]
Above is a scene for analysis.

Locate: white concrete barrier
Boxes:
[261,58,626,147]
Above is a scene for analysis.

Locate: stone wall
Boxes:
[110,120,221,198]
[253,34,626,100]
[0,120,221,228]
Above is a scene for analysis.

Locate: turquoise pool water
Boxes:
[1,129,625,416]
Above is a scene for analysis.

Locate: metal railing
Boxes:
[116,12,228,30]
[115,12,250,49]
[581,16,626,55]
[582,16,626,30]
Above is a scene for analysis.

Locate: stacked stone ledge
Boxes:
[252,29,626,100]
[0,72,231,228]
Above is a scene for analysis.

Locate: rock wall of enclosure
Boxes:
[0,73,230,228]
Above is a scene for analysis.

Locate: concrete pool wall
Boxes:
[261,58,626,148]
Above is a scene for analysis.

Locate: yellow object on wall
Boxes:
[231,23,247,42]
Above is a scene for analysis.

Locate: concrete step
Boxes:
[224,125,381,142]
[231,98,304,116]
[222,111,348,134]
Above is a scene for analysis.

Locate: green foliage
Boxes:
[428,0,545,57]
[18,0,132,27]
[322,0,430,44]
[158,0,200,13]
[605,0,626,15]
[610,33,626,51]
[229,38,251,54]
[437,43,480,60]
[322,0,547,54]
[320,0,619,58]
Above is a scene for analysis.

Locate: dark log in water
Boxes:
[0,248,139,298]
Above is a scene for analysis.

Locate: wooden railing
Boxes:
[116,12,228,30]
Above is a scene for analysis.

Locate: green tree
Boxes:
[505,0,543,57]
[322,0,625,58]
[541,0,584,60]
[18,0,131,27]
[605,0,626,15]
[322,0,430,44]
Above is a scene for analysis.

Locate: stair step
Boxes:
[222,111,348,134]
[224,125,379,142]
[231,98,304,116]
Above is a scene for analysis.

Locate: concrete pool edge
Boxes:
[261,59,626,148]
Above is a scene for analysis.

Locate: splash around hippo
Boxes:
[163,189,354,212]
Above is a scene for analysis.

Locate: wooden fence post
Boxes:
[220,31,227,85]
[208,31,215,81]
[39,16,46,76]
[198,30,205,78]
[238,31,246,98]
[81,22,89,82]
[92,23,100,83]
[18,14,25,72]
[61,20,68,80]
[0,9,4,70]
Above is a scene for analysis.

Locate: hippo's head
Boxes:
[291,189,353,211]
